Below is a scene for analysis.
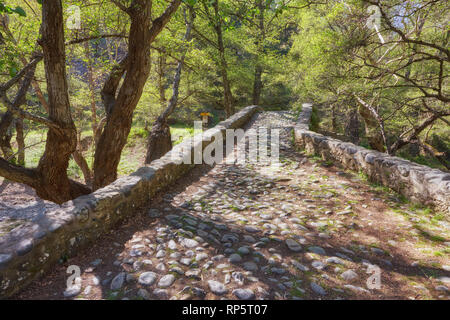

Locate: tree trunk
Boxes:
[73,149,93,186]
[345,106,360,144]
[0,111,14,162]
[84,41,98,137]
[252,0,265,106]
[158,52,167,109]
[331,103,338,132]
[145,121,173,163]
[36,0,91,203]
[252,64,263,105]
[146,7,195,163]
[354,95,387,152]
[93,0,181,190]
[212,0,234,117]
[15,118,25,166]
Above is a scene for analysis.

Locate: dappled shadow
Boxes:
[13,112,449,300]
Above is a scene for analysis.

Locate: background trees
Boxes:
[0,0,448,204]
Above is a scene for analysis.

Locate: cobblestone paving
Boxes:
[15,112,449,300]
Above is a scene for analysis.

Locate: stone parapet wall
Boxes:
[0,105,260,298]
[294,103,450,213]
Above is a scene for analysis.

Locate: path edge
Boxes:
[294,103,450,214]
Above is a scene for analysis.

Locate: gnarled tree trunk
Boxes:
[35,0,90,202]
[354,95,387,152]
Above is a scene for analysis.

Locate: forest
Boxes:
[0,0,448,204]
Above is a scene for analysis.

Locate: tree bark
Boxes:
[158,51,167,109]
[354,95,387,152]
[93,0,181,190]
[207,0,234,117]
[15,118,25,166]
[345,106,360,144]
[73,149,93,186]
[252,0,265,106]
[389,112,446,155]
[35,0,91,203]
[84,41,98,137]
[0,111,14,161]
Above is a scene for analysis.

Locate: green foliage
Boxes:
[0,0,448,196]
[0,2,26,16]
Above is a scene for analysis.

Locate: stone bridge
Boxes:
[1,105,449,299]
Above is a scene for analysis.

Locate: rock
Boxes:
[185,269,201,279]
[232,289,255,300]
[126,273,137,283]
[439,277,450,284]
[371,247,385,255]
[310,282,327,296]
[208,280,228,295]
[292,260,309,272]
[168,240,177,250]
[337,210,352,215]
[237,246,250,255]
[271,267,286,275]
[156,250,166,258]
[435,285,449,292]
[244,226,260,233]
[91,276,100,286]
[229,254,242,264]
[326,257,345,265]
[243,262,259,272]
[182,238,199,248]
[63,285,81,298]
[311,261,326,270]
[91,259,102,267]
[148,209,162,218]
[110,272,126,291]
[196,253,208,261]
[285,239,302,252]
[341,270,358,281]
[222,234,239,243]
[136,289,150,300]
[0,254,12,267]
[180,258,192,266]
[153,288,169,299]
[243,235,256,243]
[138,272,157,286]
[308,246,326,255]
[344,284,369,294]
[192,287,206,298]
[158,274,176,288]
[171,267,185,275]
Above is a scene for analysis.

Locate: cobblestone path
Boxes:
[15,112,449,300]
